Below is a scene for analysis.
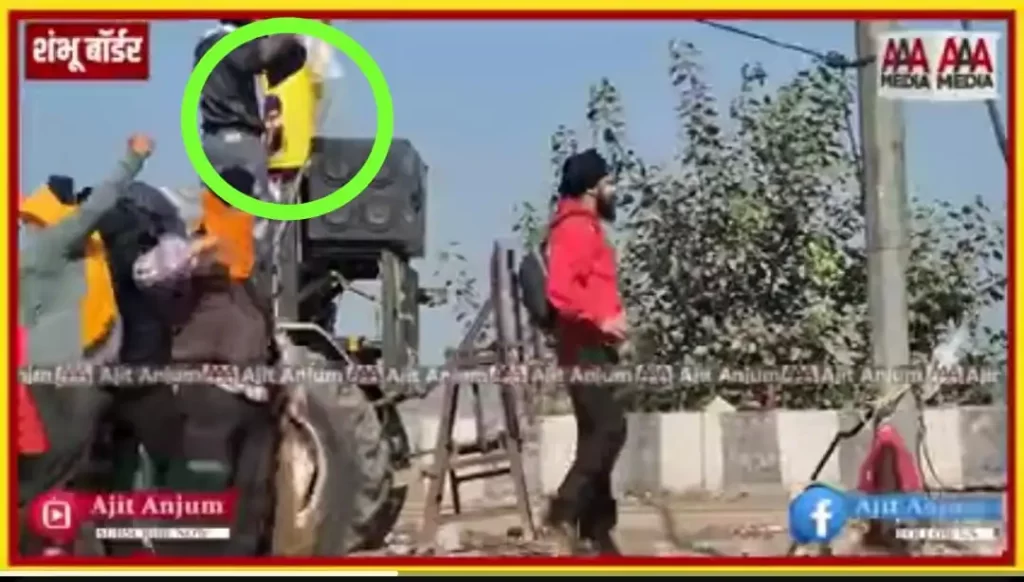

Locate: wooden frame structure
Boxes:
[417,241,540,549]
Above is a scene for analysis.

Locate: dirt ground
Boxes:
[355,489,1005,557]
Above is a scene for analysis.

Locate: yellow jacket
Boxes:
[262,49,330,170]
[19,186,117,350]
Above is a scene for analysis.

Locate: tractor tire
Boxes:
[281,342,410,553]
[335,384,410,552]
[276,381,362,555]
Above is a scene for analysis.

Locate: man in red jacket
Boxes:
[543,149,628,555]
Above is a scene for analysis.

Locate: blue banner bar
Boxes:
[845,493,1004,521]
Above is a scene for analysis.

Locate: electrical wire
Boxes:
[960,20,1010,164]
[693,20,868,209]
[694,19,1009,165]
[693,19,873,70]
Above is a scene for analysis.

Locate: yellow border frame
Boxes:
[1,2,1019,575]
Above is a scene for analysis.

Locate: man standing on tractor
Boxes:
[196,20,306,206]
[194,19,307,299]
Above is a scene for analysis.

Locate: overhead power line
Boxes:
[692,19,867,208]
[693,19,873,69]
[695,19,1008,165]
[960,19,1009,163]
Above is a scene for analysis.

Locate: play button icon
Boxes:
[44,503,68,528]
[28,491,82,544]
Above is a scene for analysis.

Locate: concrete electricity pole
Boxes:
[854,22,917,448]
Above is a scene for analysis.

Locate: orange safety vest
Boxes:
[19,186,118,350]
[194,189,255,281]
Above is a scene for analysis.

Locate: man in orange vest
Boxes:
[129,184,279,556]
[144,25,309,556]
[195,19,307,308]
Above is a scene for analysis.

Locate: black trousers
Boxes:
[102,385,184,474]
[88,385,184,557]
[549,380,627,538]
[157,386,278,557]
[167,280,278,556]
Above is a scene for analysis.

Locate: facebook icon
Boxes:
[788,484,849,544]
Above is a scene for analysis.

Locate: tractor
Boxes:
[60,136,429,556]
[266,135,428,553]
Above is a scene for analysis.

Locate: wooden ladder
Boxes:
[418,242,539,549]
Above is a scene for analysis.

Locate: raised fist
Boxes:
[128,133,154,158]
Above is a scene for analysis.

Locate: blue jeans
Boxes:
[201,129,269,202]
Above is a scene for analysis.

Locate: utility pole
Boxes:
[855,22,918,462]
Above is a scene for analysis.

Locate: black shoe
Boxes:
[579,500,621,555]
[584,532,621,556]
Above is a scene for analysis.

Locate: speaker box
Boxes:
[304,137,427,259]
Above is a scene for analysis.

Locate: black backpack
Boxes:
[518,236,556,332]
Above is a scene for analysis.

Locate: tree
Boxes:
[432,240,483,332]
[516,39,1006,411]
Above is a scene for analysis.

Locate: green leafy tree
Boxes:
[517,39,1006,410]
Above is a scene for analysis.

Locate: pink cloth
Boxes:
[132,234,212,287]
[856,424,922,492]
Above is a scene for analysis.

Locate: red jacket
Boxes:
[545,198,624,364]
[17,325,49,455]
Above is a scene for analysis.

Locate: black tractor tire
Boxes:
[283,381,362,555]
[335,383,410,552]
[282,342,410,553]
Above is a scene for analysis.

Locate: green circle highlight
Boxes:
[180,18,394,221]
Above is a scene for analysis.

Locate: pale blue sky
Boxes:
[19,19,1009,364]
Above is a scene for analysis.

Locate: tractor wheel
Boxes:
[337,384,410,552]
[275,380,362,555]
[282,342,410,553]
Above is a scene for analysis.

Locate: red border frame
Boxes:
[8,9,1016,569]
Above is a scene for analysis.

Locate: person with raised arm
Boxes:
[17,133,153,555]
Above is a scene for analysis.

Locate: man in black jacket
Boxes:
[92,181,186,470]
[195,19,306,296]
[196,21,305,203]
[88,181,188,556]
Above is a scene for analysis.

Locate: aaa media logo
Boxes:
[877,30,999,101]
[24,21,150,81]
[27,490,85,544]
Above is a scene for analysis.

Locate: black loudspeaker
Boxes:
[304,137,427,259]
